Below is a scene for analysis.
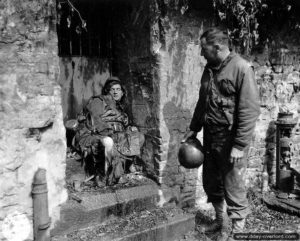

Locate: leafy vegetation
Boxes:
[212,0,300,55]
[192,188,300,241]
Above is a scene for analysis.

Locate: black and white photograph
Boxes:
[1,0,300,240]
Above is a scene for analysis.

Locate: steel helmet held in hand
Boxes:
[178,137,204,169]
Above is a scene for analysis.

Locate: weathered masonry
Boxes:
[1,0,300,240]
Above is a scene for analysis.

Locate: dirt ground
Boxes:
[179,188,300,241]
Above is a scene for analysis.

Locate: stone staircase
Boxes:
[50,183,196,241]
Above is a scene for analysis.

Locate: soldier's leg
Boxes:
[202,149,227,233]
[223,151,249,235]
[100,136,114,174]
[203,149,225,202]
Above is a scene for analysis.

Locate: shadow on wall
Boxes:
[59,57,110,121]
[67,60,78,120]
[162,100,199,207]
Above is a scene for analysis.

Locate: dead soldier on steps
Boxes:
[66,77,145,186]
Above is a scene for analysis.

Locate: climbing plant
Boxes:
[213,0,300,55]
[57,0,87,33]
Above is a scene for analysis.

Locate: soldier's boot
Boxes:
[227,218,246,241]
[202,200,227,233]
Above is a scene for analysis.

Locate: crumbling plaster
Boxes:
[0,1,67,240]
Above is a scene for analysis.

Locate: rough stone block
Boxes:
[248,156,263,169]
[246,169,262,189]
[52,184,160,237]
[0,0,67,235]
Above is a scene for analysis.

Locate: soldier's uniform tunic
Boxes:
[190,52,260,219]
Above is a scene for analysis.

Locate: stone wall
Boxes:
[247,41,300,191]
[0,1,67,240]
[110,0,161,176]
[59,57,110,120]
[150,3,214,208]
[150,3,300,207]
[3,2,300,240]
[56,0,300,208]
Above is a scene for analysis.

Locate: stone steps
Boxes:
[51,182,196,241]
[51,205,195,241]
[51,184,160,237]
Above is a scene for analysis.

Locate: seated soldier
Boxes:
[71,77,145,186]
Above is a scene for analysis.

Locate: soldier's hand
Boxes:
[181,131,197,143]
[229,147,244,164]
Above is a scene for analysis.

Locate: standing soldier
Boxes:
[182,28,260,240]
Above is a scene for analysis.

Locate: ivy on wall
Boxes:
[212,0,300,55]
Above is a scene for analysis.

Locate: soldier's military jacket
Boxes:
[74,94,140,157]
[190,52,260,151]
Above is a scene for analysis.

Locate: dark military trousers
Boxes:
[202,127,250,219]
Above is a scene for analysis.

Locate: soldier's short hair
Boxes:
[200,28,229,46]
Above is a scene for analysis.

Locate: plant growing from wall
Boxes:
[213,0,300,55]
[57,0,87,33]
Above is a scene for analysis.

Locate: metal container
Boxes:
[278,169,294,193]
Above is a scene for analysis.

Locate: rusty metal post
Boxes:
[32,168,51,241]
[275,112,297,192]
